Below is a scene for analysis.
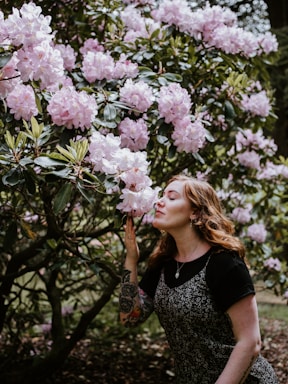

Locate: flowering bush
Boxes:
[0,0,287,379]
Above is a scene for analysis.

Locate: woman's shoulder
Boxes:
[207,248,248,277]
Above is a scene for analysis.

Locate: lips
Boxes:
[155,210,164,215]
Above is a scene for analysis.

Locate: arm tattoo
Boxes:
[119,269,154,327]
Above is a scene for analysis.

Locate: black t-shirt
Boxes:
[139,247,255,312]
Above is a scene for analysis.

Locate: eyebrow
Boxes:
[164,189,181,195]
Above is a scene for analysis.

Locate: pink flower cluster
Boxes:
[235,129,278,171]
[47,87,98,131]
[237,150,260,169]
[121,5,161,42]
[80,38,104,55]
[257,161,288,180]
[230,206,252,224]
[158,83,191,123]
[120,79,154,113]
[6,84,38,121]
[88,130,160,216]
[241,91,271,117]
[171,116,206,154]
[264,257,281,272]
[236,129,277,155]
[158,83,206,153]
[55,43,76,71]
[0,55,20,99]
[247,223,267,243]
[118,117,149,151]
[4,3,52,48]
[82,52,138,82]
[1,3,66,91]
[152,1,278,57]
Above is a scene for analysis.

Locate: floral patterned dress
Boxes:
[153,261,279,384]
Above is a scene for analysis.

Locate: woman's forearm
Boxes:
[119,268,154,327]
[215,340,261,384]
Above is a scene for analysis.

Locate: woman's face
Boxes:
[153,180,193,232]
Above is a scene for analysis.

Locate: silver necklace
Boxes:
[175,261,185,279]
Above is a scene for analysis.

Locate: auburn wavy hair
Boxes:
[148,175,245,267]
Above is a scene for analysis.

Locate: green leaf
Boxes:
[34,156,66,168]
[0,52,13,68]
[53,183,73,214]
[103,103,117,121]
[161,73,183,82]
[2,168,23,186]
[224,100,236,119]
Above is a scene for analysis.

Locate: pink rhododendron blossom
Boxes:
[237,150,261,169]
[88,131,149,175]
[55,43,76,71]
[247,223,267,243]
[152,2,277,57]
[114,147,149,174]
[117,186,160,217]
[88,130,158,216]
[230,206,251,224]
[47,86,98,130]
[0,11,9,45]
[172,116,206,153]
[118,117,149,151]
[80,38,104,55]
[236,129,277,155]
[264,257,281,272]
[121,5,160,42]
[6,84,38,121]
[5,2,52,48]
[23,211,39,223]
[142,212,155,225]
[151,0,194,33]
[258,32,278,54]
[0,55,21,99]
[121,6,145,33]
[119,168,152,191]
[16,41,65,90]
[120,79,154,113]
[88,131,121,174]
[158,83,192,123]
[208,26,259,57]
[82,51,115,82]
[113,54,138,79]
[241,91,271,117]
[257,161,288,180]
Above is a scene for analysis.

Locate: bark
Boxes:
[264,0,288,156]
[0,276,119,384]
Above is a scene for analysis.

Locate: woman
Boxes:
[119,175,278,384]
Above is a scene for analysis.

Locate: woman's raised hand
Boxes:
[124,216,140,262]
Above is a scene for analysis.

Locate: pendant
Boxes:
[175,270,180,279]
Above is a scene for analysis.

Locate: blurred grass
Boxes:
[258,302,288,324]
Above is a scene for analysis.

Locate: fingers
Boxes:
[124,216,135,240]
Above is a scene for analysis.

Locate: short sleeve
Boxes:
[206,251,255,312]
[139,264,162,299]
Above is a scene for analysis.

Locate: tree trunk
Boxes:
[264,0,288,156]
[0,277,119,384]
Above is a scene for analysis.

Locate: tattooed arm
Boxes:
[119,217,154,327]
[119,269,154,327]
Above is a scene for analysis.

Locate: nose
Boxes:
[155,198,164,208]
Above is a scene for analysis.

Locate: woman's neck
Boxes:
[174,233,211,262]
